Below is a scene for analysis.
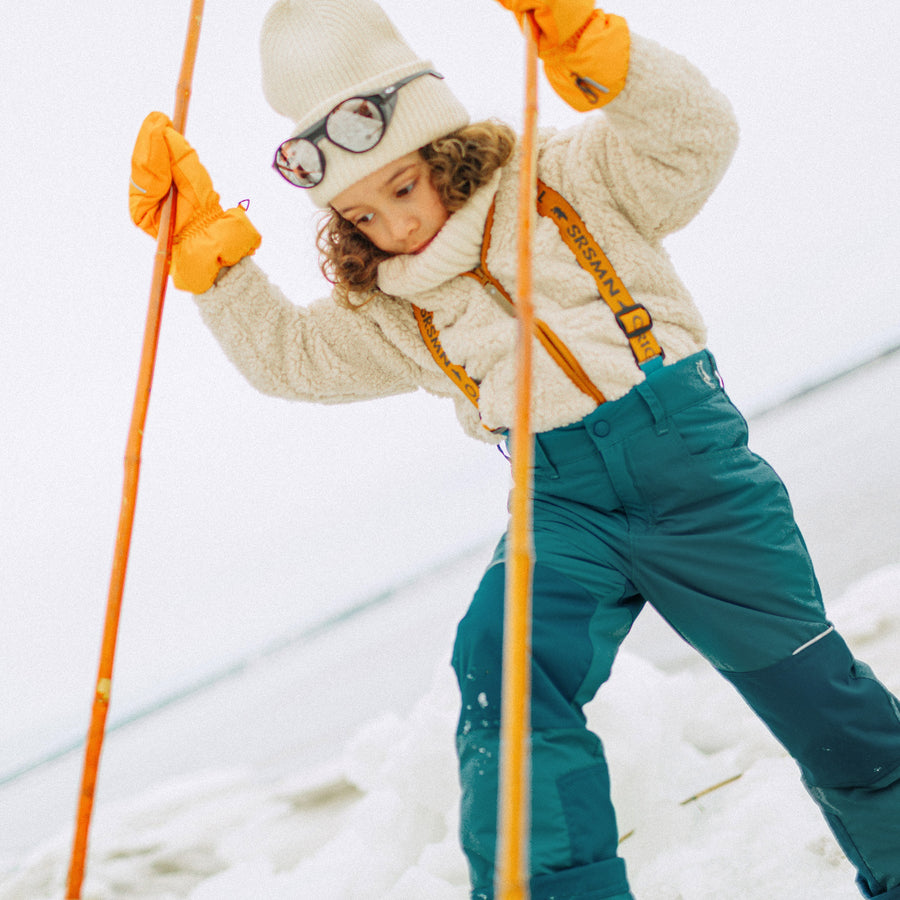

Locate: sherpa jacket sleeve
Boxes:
[193,257,424,403]
[541,31,740,242]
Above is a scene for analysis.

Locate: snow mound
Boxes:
[4,564,897,900]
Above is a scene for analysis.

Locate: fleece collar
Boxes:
[376,168,502,297]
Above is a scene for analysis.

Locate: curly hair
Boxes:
[317,120,516,307]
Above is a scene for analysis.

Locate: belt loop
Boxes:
[635,380,669,436]
[531,432,560,479]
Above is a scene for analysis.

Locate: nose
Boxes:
[389,212,419,247]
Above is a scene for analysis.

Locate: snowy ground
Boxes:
[1,350,898,900]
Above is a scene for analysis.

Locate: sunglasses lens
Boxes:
[276,138,324,187]
[326,98,386,152]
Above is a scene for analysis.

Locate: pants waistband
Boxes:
[532,350,724,466]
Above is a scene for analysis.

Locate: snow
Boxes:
[1,351,898,900]
[3,562,898,899]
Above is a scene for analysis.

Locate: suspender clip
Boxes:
[614,304,653,339]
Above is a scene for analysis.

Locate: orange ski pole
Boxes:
[496,14,539,900]
[65,3,205,897]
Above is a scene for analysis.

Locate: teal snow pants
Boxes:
[451,351,900,900]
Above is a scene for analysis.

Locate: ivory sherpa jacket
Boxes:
[196,32,739,442]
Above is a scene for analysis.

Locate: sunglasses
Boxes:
[272,68,443,189]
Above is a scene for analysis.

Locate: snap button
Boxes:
[593,420,611,437]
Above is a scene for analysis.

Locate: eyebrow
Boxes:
[386,163,417,186]
[336,163,418,217]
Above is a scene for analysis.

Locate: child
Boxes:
[128,1,900,897]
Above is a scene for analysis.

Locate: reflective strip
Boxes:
[792,625,835,656]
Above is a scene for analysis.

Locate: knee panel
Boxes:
[722,629,900,789]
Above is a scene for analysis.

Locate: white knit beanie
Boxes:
[260,0,471,208]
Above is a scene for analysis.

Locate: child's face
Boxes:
[331,151,449,256]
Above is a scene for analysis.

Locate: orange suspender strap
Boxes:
[412,183,665,414]
[413,304,481,411]
[535,180,664,372]
[465,201,607,406]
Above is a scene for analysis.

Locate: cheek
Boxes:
[369,228,395,252]
[356,221,388,252]
[428,192,450,228]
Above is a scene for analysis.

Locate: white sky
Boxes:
[1,1,898,776]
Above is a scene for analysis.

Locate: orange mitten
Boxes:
[494,0,594,53]
[129,112,261,293]
[541,10,630,111]
[494,2,630,112]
